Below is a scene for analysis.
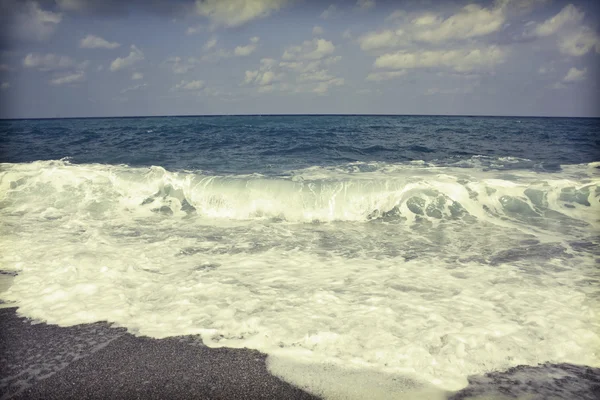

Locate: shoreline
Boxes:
[0,307,320,400]
[1,307,599,399]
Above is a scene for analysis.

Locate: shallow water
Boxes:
[0,116,598,397]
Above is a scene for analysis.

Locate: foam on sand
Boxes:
[0,160,598,397]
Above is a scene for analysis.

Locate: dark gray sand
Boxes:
[2,306,599,400]
[448,363,600,400]
[0,308,320,400]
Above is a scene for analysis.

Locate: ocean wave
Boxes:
[1,160,598,230]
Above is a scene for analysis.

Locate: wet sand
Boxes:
[0,307,320,400]
[2,305,599,400]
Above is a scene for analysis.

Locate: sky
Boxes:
[0,0,599,118]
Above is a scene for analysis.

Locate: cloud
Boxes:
[200,49,232,62]
[297,69,335,82]
[120,83,148,94]
[495,0,550,15]
[172,80,205,91]
[313,77,344,94]
[1,82,10,90]
[412,4,505,43]
[562,67,586,83]
[164,56,199,74]
[356,0,375,10]
[374,46,507,72]
[312,26,324,35]
[195,0,290,28]
[529,4,583,37]
[186,25,204,35]
[234,37,260,56]
[244,58,284,86]
[203,37,218,51]
[538,65,554,75]
[109,45,144,71]
[366,70,406,81]
[79,34,120,49]
[319,4,337,19]
[23,53,76,71]
[342,29,352,39]
[425,86,475,95]
[360,3,506,51]
[55,0,190,16]
[557,27,600,57]
[282,38,335,61]
[132,72,143,80]
[411,12,440,26]
[49,71,85,85]
[385,9,406,22]
[4,0,62,42]
[358,30,403,51]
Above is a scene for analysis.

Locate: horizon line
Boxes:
[1,113,599,121]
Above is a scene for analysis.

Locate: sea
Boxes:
[0,115,599,399]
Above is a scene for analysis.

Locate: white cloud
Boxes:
[195,0,289,28]
[297,69,335,82]
[132,72,143,80]
[356,0,375,10]
[342,29,352,39]
[204,37,218,51]
[413,4,505,43]
[358,30,402,51]
[120,83,148,94]
[1,82,10,90]
[374,46,507,72]
[425,86,475,95]
[366,70,406,81]
[234,37,260,56]
[495,0,550,15]
[55,0,86,11]
[110,45,144,71]
[385,9,406,22]
[173,80,205,91]
[563,67,586,82]
[164,56,199,74]
[186,25,204,35]
[324,55,342,66]
[557,27,600,57]
[313,77,344,94]
[23,53,76,71]
[319,4,337,19]
[529,4,583,37]
[49,71,85,85]
[244,38,342,95]
[312,26,324,35]
[97,65,104,71]
[8,1,62,42]
[282,38,335,61]
[411,12,440,26]
[80,34,120,49]
[200,49,232,62]
[244,58,284,86]
[0,64,11,72]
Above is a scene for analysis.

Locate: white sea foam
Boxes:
[0,160,598,397]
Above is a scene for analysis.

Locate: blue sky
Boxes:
[1,0,599,118]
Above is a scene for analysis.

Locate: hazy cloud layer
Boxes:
[2,0,599,117]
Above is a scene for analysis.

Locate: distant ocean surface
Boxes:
[1,115,599,397]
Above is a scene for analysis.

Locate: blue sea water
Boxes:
[0,115,599,398]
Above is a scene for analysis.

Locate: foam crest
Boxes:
[1,160,599,397]
[1,161,598,230]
